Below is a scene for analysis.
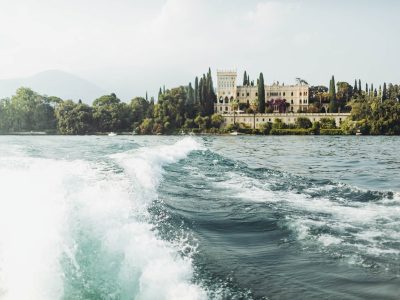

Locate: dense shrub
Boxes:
[319,129,344,135]
[270,129,312,135]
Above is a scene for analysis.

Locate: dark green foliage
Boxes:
[130,97,150,129]
[319,117,336,129]
[270,128,311,135]
[259,122,272,134]
[271,118,286,129]
[320,129,344,135]
[92,93,131,132]
[311,121,321,134]
[257,73,265,113]
[0,87,57,132]
[55,100,93,134]
[382,83,388,101]
[345,98,400,135]
[197,68,216,116]
[329,76,338,113]
[243,71,247,86]
[295,117,312,129]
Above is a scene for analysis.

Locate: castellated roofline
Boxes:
[217,69,237,74]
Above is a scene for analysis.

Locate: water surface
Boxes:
[0,136,399,299]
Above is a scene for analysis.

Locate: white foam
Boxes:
[215,170,400,264]
[0,157,80,300]
[0,137,207,300]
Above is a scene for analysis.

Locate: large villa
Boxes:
[215,70,350,128]
[215,70,310,114]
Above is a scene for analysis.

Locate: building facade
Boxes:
[223,113,350,129]
[215,70,310,114]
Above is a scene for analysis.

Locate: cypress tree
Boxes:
[247,74,250,86]
[243,71,247,86]
[188,82,194,103]
[374,88,377,97]
[329,75,338,113]
[354,79,358,93]
[158,87,162,98]
[145,91,148,101]
[382,82,387,101]
[194,77,199,103]
[366,83,368,95]
[358,79,362,93]
[371,84,374,96]
[206,68,216,115]
[257,73,265,113]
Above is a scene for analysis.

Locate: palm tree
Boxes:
[250,98,258,129]
[230,99,239,124]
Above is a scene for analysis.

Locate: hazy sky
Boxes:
[0,0,399,100]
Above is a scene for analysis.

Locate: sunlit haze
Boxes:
[0,0,399,100]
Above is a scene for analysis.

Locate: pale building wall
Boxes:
[222,113,350,129]
[215,70,310,113]
[216,70,237,113]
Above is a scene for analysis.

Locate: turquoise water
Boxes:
[0,136,399,299]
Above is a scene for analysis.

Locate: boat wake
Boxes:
[0,138,207,300]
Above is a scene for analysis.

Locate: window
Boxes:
[237,93,239,97]
[300,100,302,104]
[291,100,293,104]
[242,93,244,96]
[247,93,249,96]
[225,106,228,111]
[291,92,294,96]
[300,92,302,96]
[256,92,258,96]
[283,92,286,96]
[262,118,265,122]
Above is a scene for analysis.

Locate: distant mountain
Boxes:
[0,70,108,103]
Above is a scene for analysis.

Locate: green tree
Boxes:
[319,117,336,129]
[257,73,265,113]
[295,117,312,129]
[55,100,93,134]
[92,93,128,132]
[382,82,388,101]
[329,76,338,113]
[211,113,224,128]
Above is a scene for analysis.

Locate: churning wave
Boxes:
[191,149,400,273]
[0,138,207,300]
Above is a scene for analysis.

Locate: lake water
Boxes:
[0,136,399,299]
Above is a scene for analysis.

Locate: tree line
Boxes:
[0,68,399,135]
[0,68,223,134]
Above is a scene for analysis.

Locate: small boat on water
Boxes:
[108,132,117,137]
[230,131,242,136]
[355,130,362,136]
